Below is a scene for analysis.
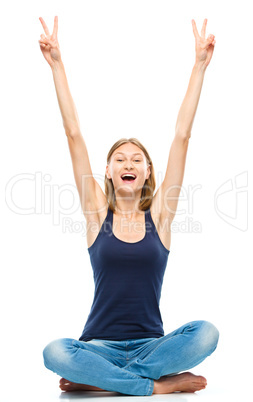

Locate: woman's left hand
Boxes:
[192,19,216,68]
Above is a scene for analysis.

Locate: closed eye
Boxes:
[117,159,141,162]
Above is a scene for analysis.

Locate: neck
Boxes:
[115,199,143,218]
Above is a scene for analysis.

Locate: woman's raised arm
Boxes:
[38,16,107,217]
[152,19,216,223]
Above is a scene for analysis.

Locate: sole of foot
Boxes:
[153,372,207,394]
[59,378,106,392]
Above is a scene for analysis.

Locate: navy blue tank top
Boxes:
[79,205,170,341]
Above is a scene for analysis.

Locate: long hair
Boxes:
[105,138,156,212]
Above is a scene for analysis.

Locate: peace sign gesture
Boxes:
[38,16,62,67]
[192,19,216,68]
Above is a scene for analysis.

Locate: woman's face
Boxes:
[106,143,151,196]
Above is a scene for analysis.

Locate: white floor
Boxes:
[2,386,246,402]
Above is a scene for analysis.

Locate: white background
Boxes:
[1,1,252,401]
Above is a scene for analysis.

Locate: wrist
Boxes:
[193,60,207,73]
[50,59,64,72]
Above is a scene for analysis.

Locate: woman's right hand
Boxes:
[38,16,62,68]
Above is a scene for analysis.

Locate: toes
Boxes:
[59,378,75,390]
[196,375,207,385]
[60,383,73,392]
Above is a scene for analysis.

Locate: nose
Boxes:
[124,162,134,170]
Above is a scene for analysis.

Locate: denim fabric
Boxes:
[43,320,219,396]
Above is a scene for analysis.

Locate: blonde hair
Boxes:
[104,138,156,212]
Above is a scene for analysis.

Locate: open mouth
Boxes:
[121,173,137,183]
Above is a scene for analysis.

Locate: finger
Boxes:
[52,16,58,39]
[191,19,199,39]
[40,34,48,42]
[201,18,207,38]
[39,17,50,36]
[206,34,215,46]
[38,38,49,47]
[38,41,46,48]
[40,34,53,47]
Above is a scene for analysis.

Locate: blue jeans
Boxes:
[43,320,219,396]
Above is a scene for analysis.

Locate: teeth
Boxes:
[121,174,136,179]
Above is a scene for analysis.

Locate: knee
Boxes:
[43,338,71,371]
[197,320,219,354]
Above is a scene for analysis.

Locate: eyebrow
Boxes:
[114,152,143,156]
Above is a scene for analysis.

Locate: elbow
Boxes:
[175,130,191,140]
[65,128,82,138]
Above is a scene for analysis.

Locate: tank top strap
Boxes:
[96,205,111,238]
[106,206,113,224]
[103,205,113,234]
[145,207,154,232]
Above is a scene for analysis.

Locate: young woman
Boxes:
[39,16,219,396]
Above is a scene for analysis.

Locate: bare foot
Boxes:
[59,377,107,392]
[153,372,207,394]
[59,372,207,394]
